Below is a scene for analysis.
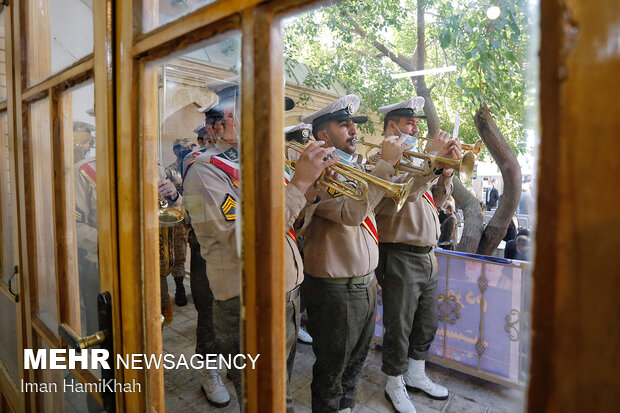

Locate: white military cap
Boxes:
[300,94,368,127]
[198,100,218,113]
[378,97,427,118]
[284,123,313,142]
[205,75,240,107]
[193,121,207,137]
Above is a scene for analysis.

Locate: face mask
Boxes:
[394,124,417,146]
[323,131,354,164]
[333,148,354,165]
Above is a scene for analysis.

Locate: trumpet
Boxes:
[417,136,484,157]
[285,141,413,211]
[357,140,475,182]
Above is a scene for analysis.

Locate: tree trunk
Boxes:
[413,0,440,135]
[453,178,484,252]
[474,104,522,255]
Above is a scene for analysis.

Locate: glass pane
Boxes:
[0,292,18,383]
[60,81,98,339]
[34,339,66,412]
[29,97,58,331]
[64,369,103,413]
[142,0,218,33]
[282,0,535,411]
[0,112,16,286]
[26,0,94,86]
[149,32,242,410]
[0,8,7,101]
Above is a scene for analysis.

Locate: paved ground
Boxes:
[163,277,525,413]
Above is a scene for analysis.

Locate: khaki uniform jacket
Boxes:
[75,157,98,263]
[285,184,308,292]
[302,158,396,278]
[183,150,241,301]
[375,172,453,247]
[183,143,308,300]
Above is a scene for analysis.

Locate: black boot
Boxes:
[174,276,187,306]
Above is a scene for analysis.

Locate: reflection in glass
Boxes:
[0,8,7,101]
[0,292,18,383]
[150,32,242,410]
[0,112,15,286]
[26,0,94,86]
[30,97,59,331]
[61,82,98,339]
[142,0,218,33]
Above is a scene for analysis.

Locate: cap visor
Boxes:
[285,97,295,111]
[351,115,368,124]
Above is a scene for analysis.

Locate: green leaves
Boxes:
[283,0,529,151]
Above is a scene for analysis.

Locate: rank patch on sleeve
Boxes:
[327,187,343,198]
[220,194,237,221]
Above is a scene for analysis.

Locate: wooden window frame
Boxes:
[9,0,118,411]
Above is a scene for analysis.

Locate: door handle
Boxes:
[8,265,19,302]
[58,292,116,413]
[58,324,106,350]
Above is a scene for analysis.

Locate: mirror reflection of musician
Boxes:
[158,163,183,323]
[163,137,195,309]
[73,119,103,413]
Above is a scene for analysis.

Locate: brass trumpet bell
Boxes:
[418,137,484,157]
[359,140,475,181]
[158,198,184,226]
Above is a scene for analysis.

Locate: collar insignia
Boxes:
[223,147,239,161]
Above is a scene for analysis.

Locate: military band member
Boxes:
[285,122,313,145]
[374,97,461,413]
[285,123,315,346]
[196,101,225,148]
[299,95,409,412]
[164,137,195,306]
[158,166,183,324]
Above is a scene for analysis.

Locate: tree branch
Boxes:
[339,7,415,71]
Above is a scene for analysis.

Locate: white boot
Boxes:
[298,325,313,344]
[403,359,448,400]
[384,375,417,413]
[201,369,231,407]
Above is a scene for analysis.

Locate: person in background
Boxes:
[503,213,519,242]
[505,228,531,260]
[486,179,499,210]
[518,181,534,215]
[438,201,458,250]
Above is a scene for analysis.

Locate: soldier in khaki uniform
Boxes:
[374,98,461,413]
[299,95,410,413]
[182,116,233,406]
